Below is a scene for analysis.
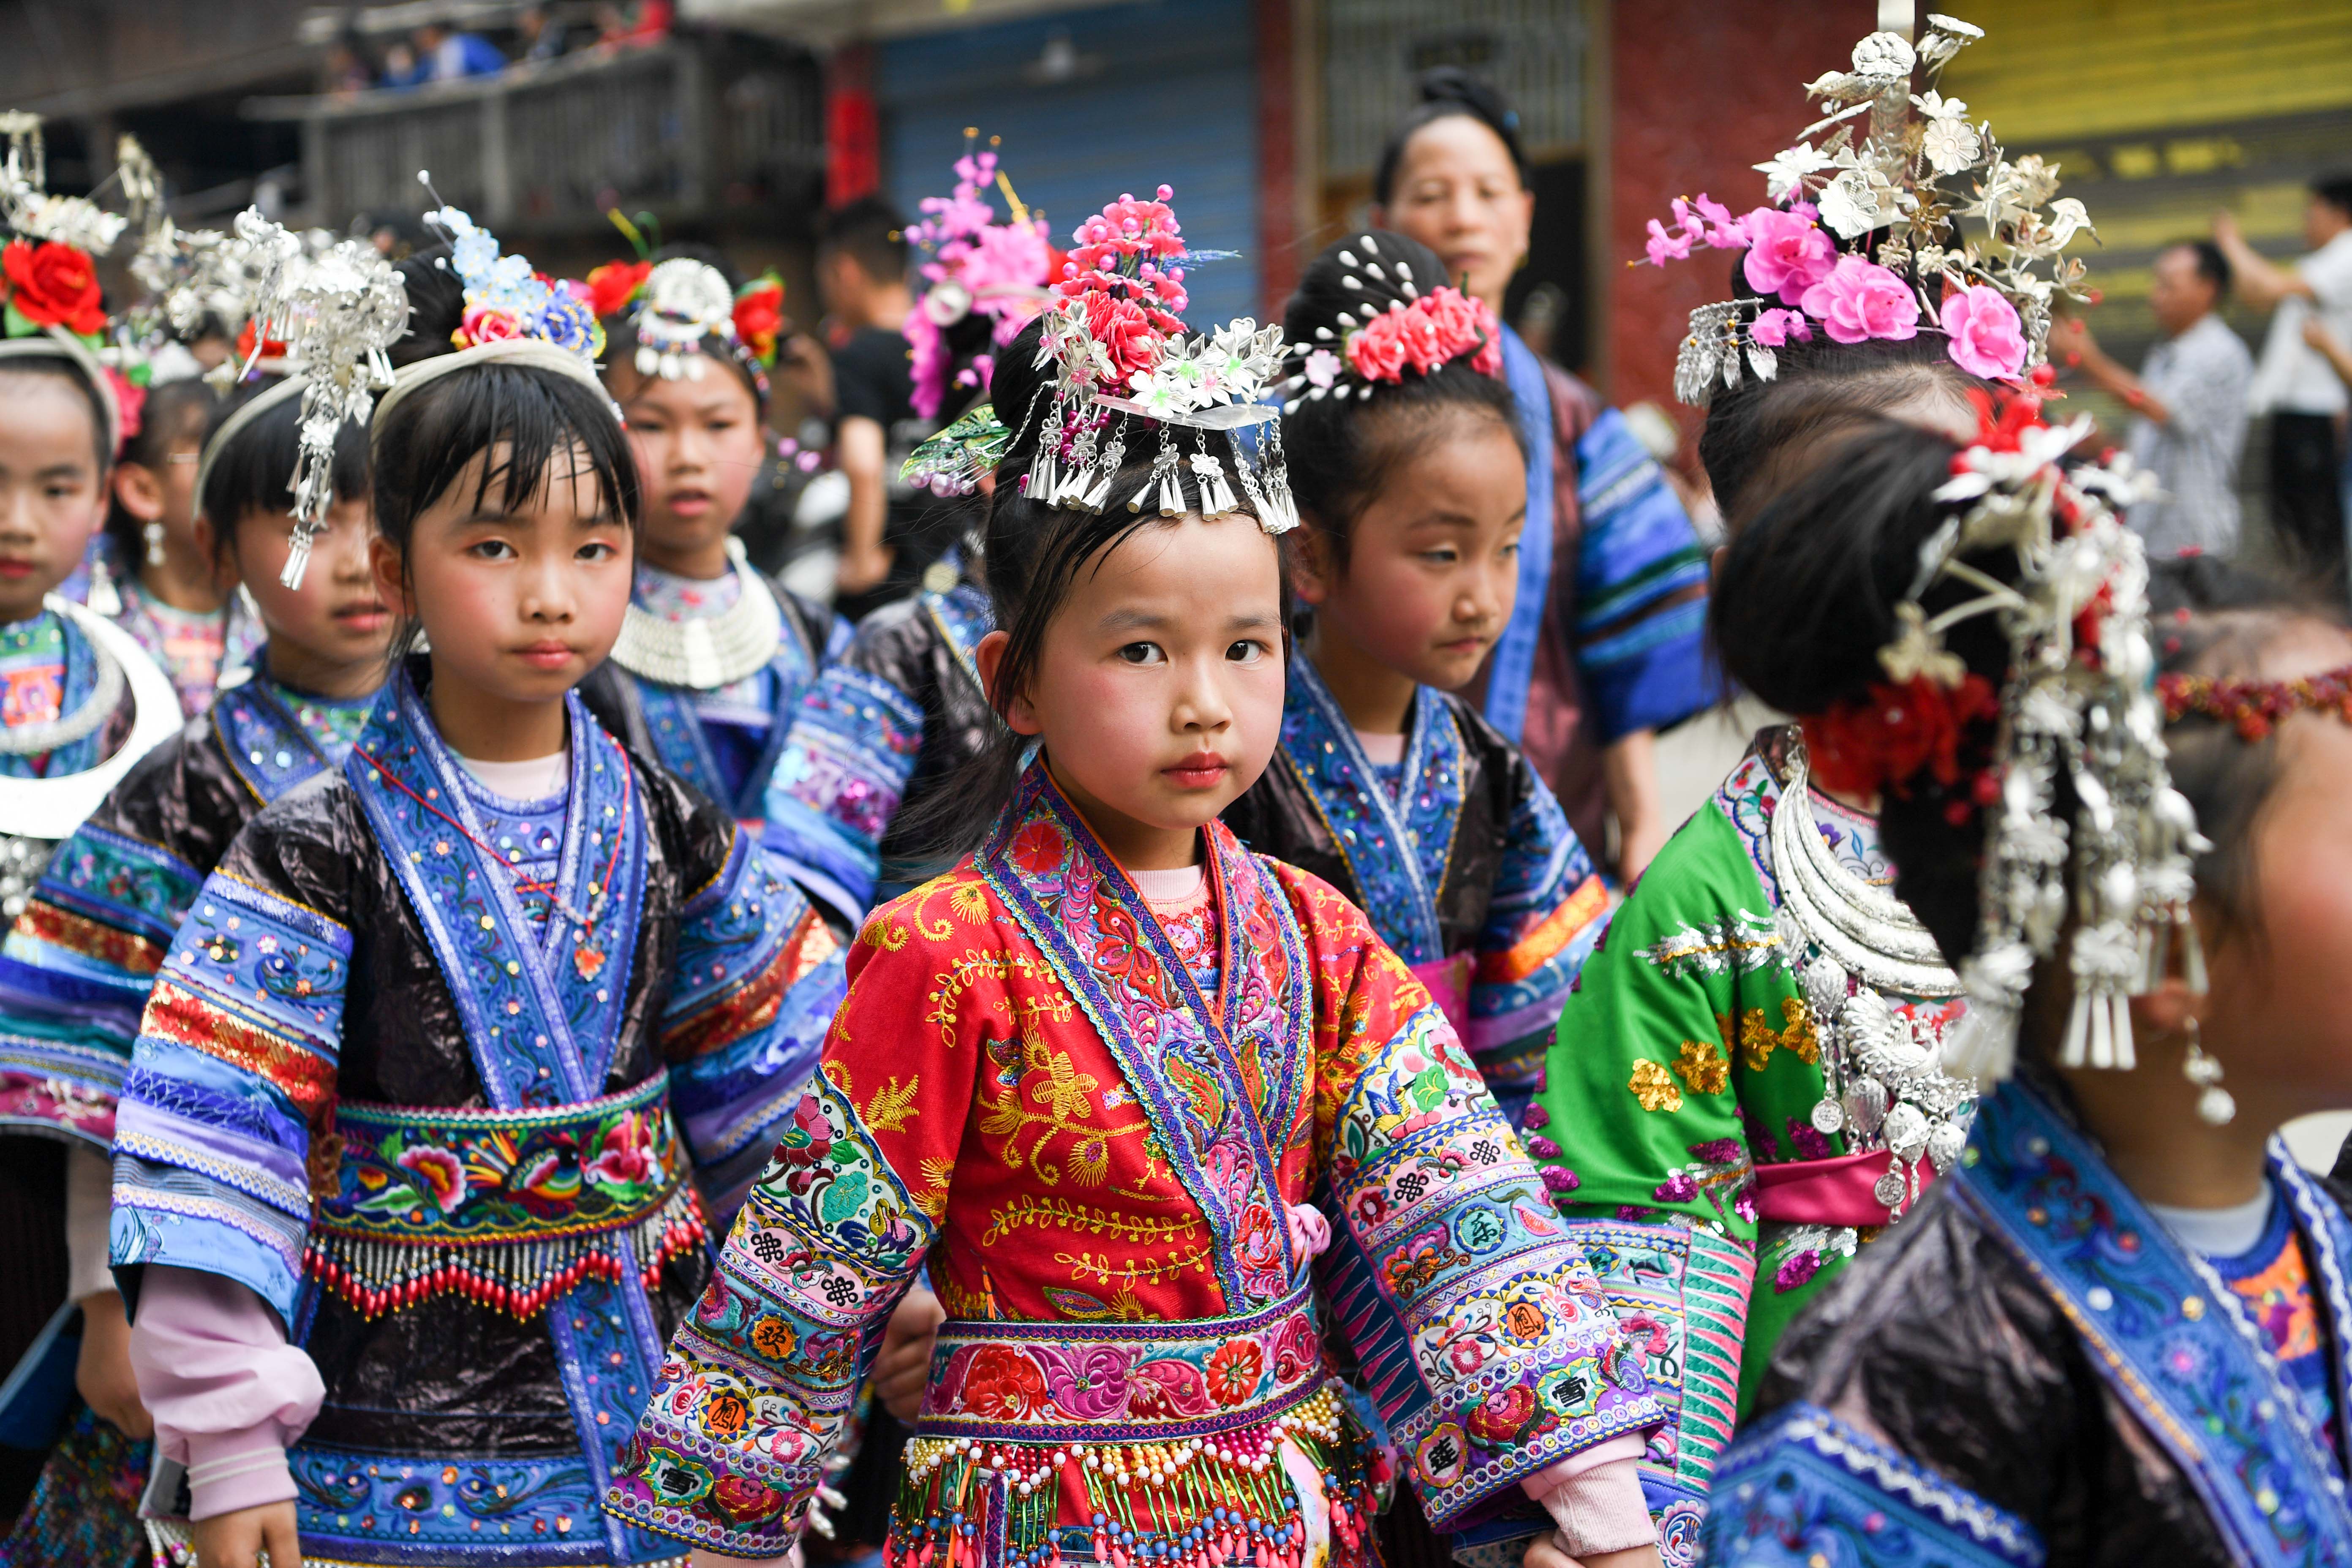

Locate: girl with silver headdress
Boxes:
[610,177,1668,1568]
[1514,18,2100,1560]
[1696,414,2352,1568]
[0,112,182,1538]
[103,202,848,1568]
[0,329,393,1568]
[577,251,849,838]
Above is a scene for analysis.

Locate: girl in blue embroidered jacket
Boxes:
[1226,231,1609,1128]
[1698,436,2352,1568]
[109,246,848,1568]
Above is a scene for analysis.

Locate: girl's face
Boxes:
[2198,621,2352,1120]
[115,410,208,563]
[615,365,764,574]
[0,372,105,624]
[230,495,392,698]
[1374,115,1535,310]
[373,441,633,711]
[982,512,1286,871]
[1297,411,1525,694]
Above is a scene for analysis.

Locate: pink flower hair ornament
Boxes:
[1640,15,2096,406]
[902,183,1301,533]
[902,137,1055,421]
[1278,234,1503,410]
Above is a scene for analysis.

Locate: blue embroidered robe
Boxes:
[1222,658,1611,1123]
[760,569,995,920]
[107,664,849,1568]
[582,569,846,826]
[0,663,373,1148]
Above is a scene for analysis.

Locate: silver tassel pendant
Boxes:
[1189,452,1238,516]
[1079,436,1124,512]
[279,520,320,590]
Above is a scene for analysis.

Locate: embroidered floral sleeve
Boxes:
[660,803,849,1226]
[109,813,354,1325]
[609,876,980,1557]
[1520,790,1827,1535]
[1278,863,1662,1529]
[1465,752,1612,1102]
[0,766,210,1149]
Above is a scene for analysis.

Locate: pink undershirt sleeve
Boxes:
[127,1265,327,1521]
[1519,1434,1653,1557]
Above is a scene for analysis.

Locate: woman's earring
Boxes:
[2182,1018,2235,1126]
[144,520,167,567]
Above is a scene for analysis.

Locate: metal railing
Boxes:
[250,33,822,233]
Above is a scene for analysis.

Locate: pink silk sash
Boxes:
[1752,1146,1937,1228]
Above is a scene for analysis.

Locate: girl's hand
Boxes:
[193,1500,299,1568]
[1521,1535,1663,1568]
[2305,317,2343,353]
[73,1289,153,1440]
[876,1285,945,1426]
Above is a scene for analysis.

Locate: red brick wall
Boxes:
[1604,0,1872,422]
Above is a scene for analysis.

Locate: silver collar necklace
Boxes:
[609,537,784,691]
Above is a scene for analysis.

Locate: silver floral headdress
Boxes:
[615,256,765,388]
[1648,14,2096,406]
[0,111,130,255]
[1878,401,2202,1083]
[1010,185,1296,533]
[230,207,410,588]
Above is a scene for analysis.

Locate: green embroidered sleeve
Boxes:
[1527,802,1830,1235]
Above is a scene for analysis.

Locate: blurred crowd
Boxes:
[318,1,675,95]
[2050,172,2352,599]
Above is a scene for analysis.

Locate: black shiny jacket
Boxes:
[1221,687,1532,957]
[1746,1083,2352,1567]
[846,591,995,878]
[169,725,730,1455]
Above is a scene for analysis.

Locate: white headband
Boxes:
[370,338,617,434]
[193,373,306,519]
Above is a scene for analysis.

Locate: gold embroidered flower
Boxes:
[1740,998,1821,1071]
[1673,1040,1730,1095]
[1628,1059,1683,1113]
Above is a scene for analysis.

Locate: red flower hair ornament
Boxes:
[1798,393,2199,1089]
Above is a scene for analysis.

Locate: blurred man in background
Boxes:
[2052,240,2253,558]
[2216,174,2352,589]
[818,196,931,619]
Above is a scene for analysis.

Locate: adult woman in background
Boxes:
[1373,71,1715,879]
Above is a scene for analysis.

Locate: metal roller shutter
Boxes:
[877,0,1262,332]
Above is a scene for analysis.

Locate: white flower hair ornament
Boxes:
[1643,13,2096,407]
[1837,395,2200,1085]
[226,207,410,589]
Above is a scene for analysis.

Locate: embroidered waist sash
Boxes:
[897,1283,1392,1568]
[305,1071,707,1320]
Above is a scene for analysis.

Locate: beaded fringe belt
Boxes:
[892,1285,1394,1568]
[304,1073,708,1319]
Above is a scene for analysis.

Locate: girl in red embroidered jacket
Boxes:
[610,265,1667,1568]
